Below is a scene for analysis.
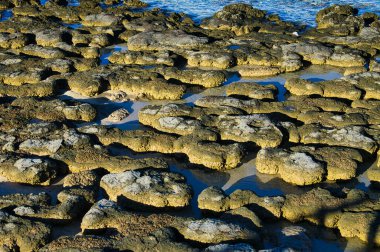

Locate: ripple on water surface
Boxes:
[143,0,380,26]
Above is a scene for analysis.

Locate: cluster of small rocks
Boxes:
[0,0,379,251]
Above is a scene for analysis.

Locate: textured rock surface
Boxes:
[100,169,192,208]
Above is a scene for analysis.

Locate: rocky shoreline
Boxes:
[0,0,379,251]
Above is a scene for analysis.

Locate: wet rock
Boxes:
[71,31,114,48]
[139,104,283,148]
[281,42,366,67]
[154,66,226,88]
[0,192,50,209]
[107,67,186,100]
[82,199,258,244]
[109,50,178,66]
[176,135,244,170]
[13,195,87,223]
[105,108,129,122]
[221,206,262,229]
[18,44,67,59]
[0,155,60,185]
[85,126,244,170]
[256,148,325,186]
[201,3,267,35]
[40,235,116,252]
[82,14,119,27]
[0,61,50,86]
[35,28,69,47]
[275,226,312,251]
[368,158,380,183]
[296,110,369,128]
[282,188,346,228]
[19,139,62,155]
[207,114,283,148]
[316,5,363,36]
[185,50,236,69]
[337,212,380,246]
[286,72,380,100]
[205,243,255,252]
[290,146,363,181]
[60,170,101,205]
[226,82,277,100]
[0,32,30,49]
[128,30,209,51]
[0,81,56,97]
[12,97,97,122]
[236,65,282,77]
[297,124,378,154]
[0,210,51,252]
[100,169,192,208]
[117,227,198,252]
[198,186,284,219]
[177,218,258,244]
[54,143,168,173]
[63,170,101,188]
[198,186,230,212]
[66,70,110,96]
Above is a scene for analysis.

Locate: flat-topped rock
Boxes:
[198,186,284,219]
[256,148,325,186]
[128,30,209,51]
[337,212,380,246]
[108,50,177,66]
[185,50,236,69]
[0,192,51,210]
[81,14,120,27]
[100,169,192,208]
[0,155,60,185]
[153,66,226,88]
[53,144,168,173]
[81,126,245,170]
[81,199,259,244]
[297,124,378,154]
[226,82,277,100]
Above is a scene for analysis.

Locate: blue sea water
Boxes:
[143,0,380,26]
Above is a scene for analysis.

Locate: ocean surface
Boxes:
[143,0,380,26]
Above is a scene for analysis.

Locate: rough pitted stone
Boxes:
[226,82,277,100]
[337,212,380,246]
[0,192,51,210]
[81,199,259,244]
[198,187,284,219]
[128,30,209,51]
[0,155,60,185]
[256,148,325,186]
[297,124,378,154]
[0,210,51,252]
[100,169,192,208]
